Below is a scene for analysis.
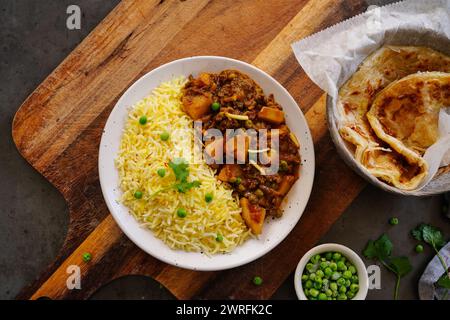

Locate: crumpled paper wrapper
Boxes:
[291,0,450,195]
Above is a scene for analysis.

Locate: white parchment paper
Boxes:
[291,0,450,193]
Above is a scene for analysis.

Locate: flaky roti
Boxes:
[337,46,450,190]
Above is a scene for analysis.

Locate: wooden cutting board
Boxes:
[12,0,368,300]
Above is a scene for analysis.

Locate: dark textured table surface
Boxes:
[1,0,448,300]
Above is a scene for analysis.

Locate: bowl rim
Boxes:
[294,243,369,300]
[98,55,316,271]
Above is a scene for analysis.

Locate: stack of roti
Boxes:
[337,46,450,190]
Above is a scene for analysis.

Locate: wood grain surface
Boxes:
[12,0,368,300]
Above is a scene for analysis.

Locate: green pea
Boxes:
[318,293,328,300]
[253,276,263,286]
[415,244,424,253]
[337,261,347,271]
[350,284,359,293]
[306,263,314,272]
[324,267,333,277]
[309,273,316,281]
[325,289,333,297]
[348,265,357,274]
[216,234,223,242]
[211,102,220,111]
[309,288,319,298]
[322,278,329,287]
[311,254,321,264]
[347,291,355,299]
[343,270,352,279]
[157,168,166,177]
[337,278,346,286]
[177,208,187,218]
[389,217,399,225]
[332,252,341,261]
[313,281,322,290]
[330,262,337,271]
[325,252,333,260]
[160,131,170,141]
[330,282,338,292]
[345,279,351,287]
[134,191,143,199]
[139,116,147,125]
[337,294,347,300]
[316,270,324,278]
[305,280,313,289]
[320,261,329,270]
[351,275,359,284]
[82,252,92,262]
[235,177,242,185]
[339,286,347,293]
[205,193,214,203]
[331,272,341,281]
[301,274,309,282]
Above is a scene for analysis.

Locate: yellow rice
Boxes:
[115,77,251,254]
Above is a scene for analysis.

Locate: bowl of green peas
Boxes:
[294,243,369,300]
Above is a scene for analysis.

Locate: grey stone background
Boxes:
[0,0,448,300]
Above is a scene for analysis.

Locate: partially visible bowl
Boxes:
[294,243,369,300]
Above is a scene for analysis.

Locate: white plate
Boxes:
[99,56,315,271]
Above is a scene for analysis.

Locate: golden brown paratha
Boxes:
[337,46,450,190]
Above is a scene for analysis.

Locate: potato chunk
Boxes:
[278,175,296,195]
[217,164,242,182]
[182,94,212,120]
[258,107,285,124]
[240,198,266,235]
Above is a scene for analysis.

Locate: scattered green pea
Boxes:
[316,270,324,278]
[415,244,424,253]
[348,265,357,274]
[253,276,263,286]
[139,116,147,125]
[330,262,337,271]
[134,191,143,199]
[157,168,166,177]
[216,234,223,242]
[301,274,309,282]
[177,208,187,218]
[205,193,214,203]
[160,131,170,141]
[305,280,313,289]
[211,102,220,112]
[82,252,92,262]
[389,217,399,225]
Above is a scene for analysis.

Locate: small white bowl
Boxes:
[294,243,369,300]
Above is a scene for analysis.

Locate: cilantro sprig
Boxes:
[363,234,412,300]
[151,158,201,197]
[412,223,449,291]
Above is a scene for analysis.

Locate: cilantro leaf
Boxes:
[437,273,450,289]
[389,257,412,278]
[411,224,426,241]
[363,233,411,299]
[151,158,201,197]
[363,234,392,261]
[422,225,446,250]
[169,158,190,182]
[175,180,201,193]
